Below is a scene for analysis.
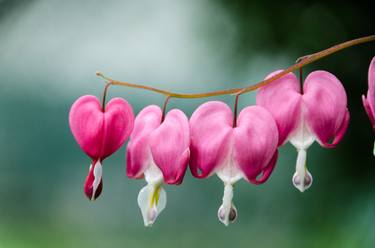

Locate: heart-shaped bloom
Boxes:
[69,95,134,200]
[362,56,375,155]
[126,105,190,226]
[257,70,350,192]
[190,101,278,226]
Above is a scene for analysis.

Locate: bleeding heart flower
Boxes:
[69,95,134,200]
[190,101,278,226]
[257,70,350,192]
[126,105,190,226]
[362,56,375,155]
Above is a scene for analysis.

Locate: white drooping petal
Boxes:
[137,183,167,227]
[91,161,102,201]
[288,110,315,193]
[216,150,240,226]
[137,159,166,227]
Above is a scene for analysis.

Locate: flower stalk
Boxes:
[98,35,375,103]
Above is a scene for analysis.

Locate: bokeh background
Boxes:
[0,0,374,247]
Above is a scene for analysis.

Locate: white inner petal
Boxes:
[217,183,236,226]
[288,118,315,150]
[137,157,166,227]
[288,104,316,150]
[216,148,243,185]
[288,106,315,192]
[215,145,241,226]
[144,159,163,185]
[91,161,102,200]
[292,149,313,192]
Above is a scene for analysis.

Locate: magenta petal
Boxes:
[69,96,104,159]
[189,101,233,178]
[363,95,375,129]
[233,106,279,183]
[101,98,134,159]
[149,109,190,185]
[69,95,134,160]
[256,70,302,145]
[303,71,349,147]
[249,151,278,185]
[367,57,375,114]
[363,57,375,128]
[126,105,162,179]
[320,109,350,148]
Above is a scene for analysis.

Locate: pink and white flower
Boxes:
[126,105,190,226]
[257,70,350,192]
[190,101,278,226]
[69,95,134,200]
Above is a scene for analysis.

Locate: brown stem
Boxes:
[97,71,241,98]
[101,81,113,111]
[233,94,240,128]
[237,35,375,94]
[97,35,375,98]
[161,95,171,122]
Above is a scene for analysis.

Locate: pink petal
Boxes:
[189,101,233,178]
[363,57,375,128]
[69,96,104,159]
[320,109,350,148]
[126,105,162,179]
[303,71,349,148]
[367,57,375,114]
[69,95,134,160]
[256,70,302,145]
[363,95,375,129]
[101,98,134,158]
[249,151,278,185]
[233,106,279,183]
[149,109,190,185]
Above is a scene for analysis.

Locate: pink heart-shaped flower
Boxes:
[69,95,134,160]
[69,95,134,200]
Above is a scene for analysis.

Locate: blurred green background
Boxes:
[0,0,374,247]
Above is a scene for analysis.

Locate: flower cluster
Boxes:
[69,57,374,226]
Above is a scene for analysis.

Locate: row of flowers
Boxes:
[69,57,375,226]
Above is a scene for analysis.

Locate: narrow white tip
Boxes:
[292,149,313,192]
[217,184,237,226]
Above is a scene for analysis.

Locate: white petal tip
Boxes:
[296,185,306,193]
[292,171,313,193]
[218,204,237,226]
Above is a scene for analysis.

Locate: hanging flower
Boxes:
[69,95,134,200]
[126,105,190,227]
[257,70,350,192]
[190,101,278,226]
[362,56,375,155]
